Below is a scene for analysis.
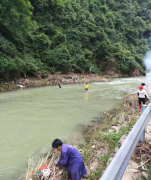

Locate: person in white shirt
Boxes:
[130,86,150,110]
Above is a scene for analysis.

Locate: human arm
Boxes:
[144,91,150,99]
[56,152,69,166]
[130,90,139,95]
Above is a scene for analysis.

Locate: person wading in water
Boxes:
[130,86,150,110]
[84,83,88,92]
[58,82,62,88]
[52,139,87,180]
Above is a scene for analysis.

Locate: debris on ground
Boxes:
[24,150,67,180]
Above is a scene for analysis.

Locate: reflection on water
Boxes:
[0,76,146,180]
[84,93,89,101]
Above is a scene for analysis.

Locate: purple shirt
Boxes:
[57,144,87,180]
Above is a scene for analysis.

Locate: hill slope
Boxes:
[0,0,151,80]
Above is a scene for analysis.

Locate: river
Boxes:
[0,76,146,180]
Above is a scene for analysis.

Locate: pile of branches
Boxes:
[133,142,151,170]
[24,149,67,180]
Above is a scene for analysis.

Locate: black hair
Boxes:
[141,83,145,86]
[52,139,63,148]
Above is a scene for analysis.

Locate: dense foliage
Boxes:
[0,0,151,79]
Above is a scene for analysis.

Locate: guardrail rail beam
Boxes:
[100,103,151,180]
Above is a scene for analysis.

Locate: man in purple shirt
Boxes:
[52,139,87,180]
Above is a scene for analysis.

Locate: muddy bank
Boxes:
[24,94,146,180]
[0,74,115,92]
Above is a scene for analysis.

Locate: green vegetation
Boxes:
[1,0,151,80]
[101,131,120,151]
[98,154,110,165]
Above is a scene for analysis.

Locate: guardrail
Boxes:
[100,103,151,180]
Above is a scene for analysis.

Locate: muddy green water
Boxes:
[0,77,146,180]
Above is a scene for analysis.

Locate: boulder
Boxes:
[122,173,133,180]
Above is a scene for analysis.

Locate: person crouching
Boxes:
[52,139,87,180]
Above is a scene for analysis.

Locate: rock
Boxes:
[106,70,115,76]
[24,79,29,86]
[124,116,129,121]
[111,154,115,158]
[85,166,91,176]
[145,134,151,143]
[101,132,109,135]
[130,161,139,169]
[142,154,146,159]
[112,126,119,132]
[107,157,113,165]
[112,123,118,126]
[90,160,99,171]
[135,157,141,160]
[92,145,95,149]
[118,135,127,147]
[115,74,119,78]
[102,78,107,81]
[142,171,149,179]
[130,169,139,173]
[122,173,133,180]
[114,147,119,153]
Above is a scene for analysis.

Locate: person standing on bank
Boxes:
[52,139,87,180]
[141,83,148,93]
[130,86,150,110]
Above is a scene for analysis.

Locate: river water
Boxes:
[0,77,146,180]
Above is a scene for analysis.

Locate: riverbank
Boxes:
[24,94,146,180]
[0,73,122,92]
[80,94,141,179]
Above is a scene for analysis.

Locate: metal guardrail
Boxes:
[100,103,151,180]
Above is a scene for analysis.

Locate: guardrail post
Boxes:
[140,105,147,142]
[142,105,147,114]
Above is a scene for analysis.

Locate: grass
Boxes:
[98,154,110,165]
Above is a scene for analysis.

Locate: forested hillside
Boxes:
[0,0,151,80]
